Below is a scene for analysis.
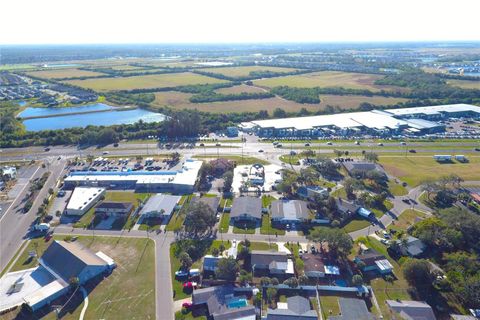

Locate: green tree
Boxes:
[178,252,193,270]
[215,257,239,281]
[402,258,431,287]
[222,171,234,192]
[307,227,353,258]
[352,274,364,286]
[183,201,217,236]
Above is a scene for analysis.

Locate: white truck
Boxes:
[33,223,50,232]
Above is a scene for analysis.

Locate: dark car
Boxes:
[409,149,416,153]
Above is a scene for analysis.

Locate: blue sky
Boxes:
[1,0,479,44]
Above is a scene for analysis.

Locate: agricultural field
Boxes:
[318,94,408,109]
[109,64,146,71]
[254,71,407,92]
[379,155,480,186]
[26,68,105,79]
[198,65,298,77]
[215,84,267,94]
[65,72,227,91]
[151,92,321,114]
[447,79,480,90]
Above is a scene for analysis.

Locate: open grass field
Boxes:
[198,65,298,77]
[447,79,480,89]
[65,72,227,91]
[110,64,146,71]
[388,209,426,234]
[254,71,407,92]
[25,68,105,79]
[7,236,155,320]
[318,94,407,109]
[379,155,480,186]
[151,91,321,114]
[215,84,267,94]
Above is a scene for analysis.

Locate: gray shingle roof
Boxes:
[251,250,287,268]
[343,162,385,175]
[267,295,318,319]
[386,300,436,320]
[231,197,262,220]
[271,200,309,220]
[329,298,375,320]
[40,240,107,282]
[139,194,181,216]
[96,201,133,210]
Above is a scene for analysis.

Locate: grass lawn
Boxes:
[65,72,227,91]
[215,84,266,94]
[354,237,412,319]
[170,240,231,301]
[193,155,269,165]
[379,156,480,187]
[238,241,278,252]
[388,180,408,196]
[218,213,230,233]
[260,215,286,235]
[233,223,256,234]
[254,71,405,92]
[279,154,301,165]
[10,238,53,272]
[388,209,426,234]
[166,195,193,232]
[342,218,371,233]
[262,195,276,207]
[331,187,347,199]
[175,310,207,320]
[9,236,155,320]
[320,295,340,318]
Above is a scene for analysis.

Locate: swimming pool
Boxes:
[227,297,248,309]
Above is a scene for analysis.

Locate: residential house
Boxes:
[335,198,360,221]
[354,249,393,275]
[386,300,436,320]
[329,298,375,320]
[230,197,262,222]
[343,161,387,179]
[297,185,329,201]
[192,285,256,320]
[394,236,426,257]
[95,201,133,217]
[270,200,309,224]
[267,295,318,319]
[302,253,326,278]
[1,166,17,180]
[138,194,181,219]
[250,251,294,275]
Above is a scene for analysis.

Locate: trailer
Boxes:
[455,155,468,162]
[433,155,452,162]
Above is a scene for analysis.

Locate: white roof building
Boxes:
[65,187,106,216]
[64,159,203,194]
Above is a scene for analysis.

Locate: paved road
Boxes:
[0,158,67,272]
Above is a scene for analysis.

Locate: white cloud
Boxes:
[1,0,479,44]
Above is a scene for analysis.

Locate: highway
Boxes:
[0,158,67,272]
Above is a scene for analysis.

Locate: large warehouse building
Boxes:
[64,159,202,194]
[248,104,480,137]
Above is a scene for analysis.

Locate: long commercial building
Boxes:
[64,159,202,194]
[248,104,480,137]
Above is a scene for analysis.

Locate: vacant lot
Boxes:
[379,156,480,186]
[254,71,406,92]
[199,65,297,77]
[6,236,155,320]
[447,79,480,90]
[65,72,227,91]
[215,84,267,94]
[26,68,105,79]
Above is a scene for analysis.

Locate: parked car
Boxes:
[175,270,188,277]
[183,282,197,289]
[182,302,192,308]
[258,149,264,153]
